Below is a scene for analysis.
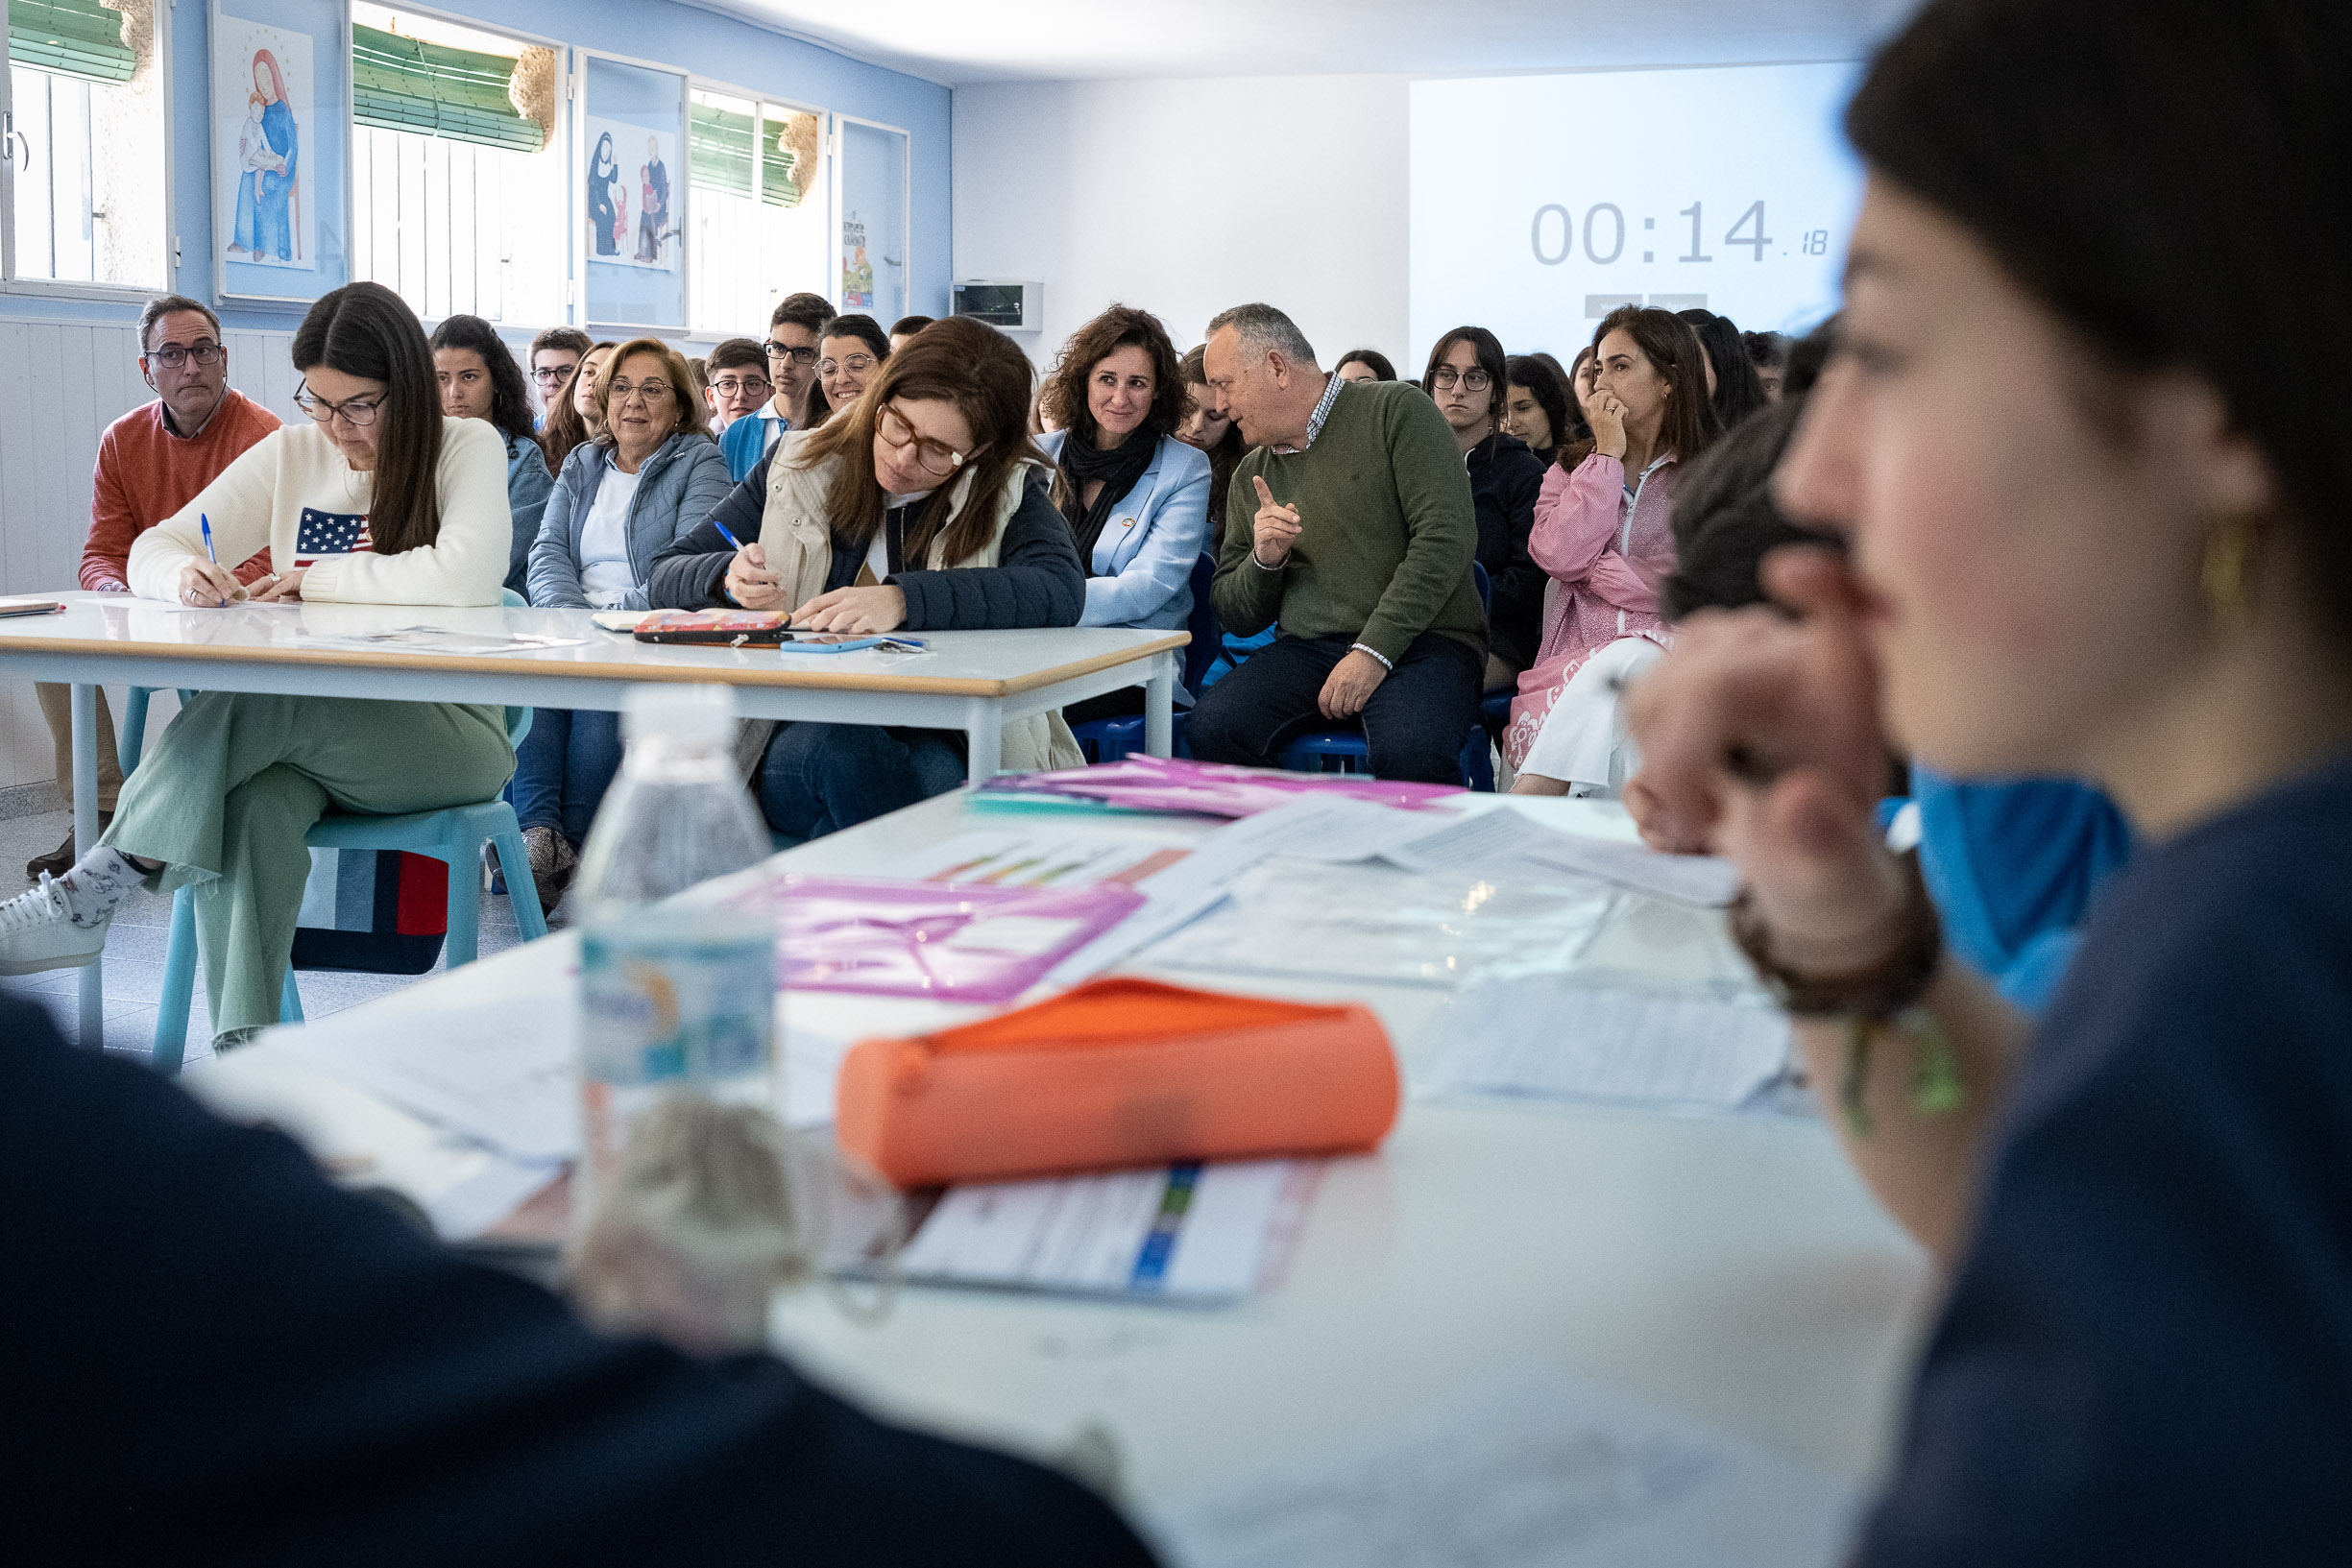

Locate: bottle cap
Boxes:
[623,683,735,746]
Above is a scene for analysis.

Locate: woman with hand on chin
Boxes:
[1626,0,2352,1553]
[1502,306,1719,771]
[0,282,514,1049]
[516,339,729,910]
[647,317,1085,840]
[1423,326,1546,691]
[1034,303,1212,723]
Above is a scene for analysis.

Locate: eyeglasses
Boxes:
[294,379,383,428]
[819,353,875,377]
[877,401,969,478]
[147,341,225,370]
[607,378,674,405]
[711,374,772,398]
[764,342,818,367]
[530,365,577,386]
[1430,367,1492,392]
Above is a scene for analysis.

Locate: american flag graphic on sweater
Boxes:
[294,508,372,568]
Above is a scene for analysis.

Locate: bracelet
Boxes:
[1348,642,1394,671]
[1730,851,1962,1136]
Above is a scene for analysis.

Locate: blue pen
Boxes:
[200,512,218,567]
[711,519,745,551]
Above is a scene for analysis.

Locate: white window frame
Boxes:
[830,109,909,320]
[573,41,695,340]
[682,72,829,342]
[0,0,179,303]
[345,0,570,330]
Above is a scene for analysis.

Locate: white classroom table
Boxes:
[0,592,1184,1050]
[185,788,1935,1531]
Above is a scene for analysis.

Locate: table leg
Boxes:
[71,683,103,1051]
[964,698,1004,784]
[1145,652,1175,759]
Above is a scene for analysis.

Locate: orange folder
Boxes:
[834,977,1401,1189]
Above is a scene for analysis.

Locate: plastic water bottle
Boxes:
[572,684,778,1209]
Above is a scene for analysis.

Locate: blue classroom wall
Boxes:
[0,0,951,333]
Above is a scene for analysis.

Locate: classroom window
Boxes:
[348,3,563,326]
[687,86,827,338]
[4,0,168,291]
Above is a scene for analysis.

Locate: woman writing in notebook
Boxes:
[0,282,514,1049]
[647,316,1085,840]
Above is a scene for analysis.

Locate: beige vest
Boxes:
[744,430,1083,776]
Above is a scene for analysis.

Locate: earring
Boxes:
[2200,512,2260,631]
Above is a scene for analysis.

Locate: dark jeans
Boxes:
[511,707,624,847]
[757,722,966,840]
[1185,631,1483,784]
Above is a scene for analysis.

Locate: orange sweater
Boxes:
[84,391,282,591]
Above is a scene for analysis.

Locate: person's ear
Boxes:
[2142,370,2274,521]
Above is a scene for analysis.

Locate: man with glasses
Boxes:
[698,337,773,437]
[719,292,835,482]
[28,295,281,881]
[527,326,593,430]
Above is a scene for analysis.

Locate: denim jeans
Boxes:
[757,723,966,840]
[511,707,625,847]
[1184,631,1483,784]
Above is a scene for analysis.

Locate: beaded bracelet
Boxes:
[1728,851,1963,1137]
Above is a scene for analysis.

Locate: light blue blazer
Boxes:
[1039,431,1213,633]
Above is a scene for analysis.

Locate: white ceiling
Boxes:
[695,0,1920,86]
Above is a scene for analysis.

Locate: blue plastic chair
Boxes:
[146,593,549,1072]
[1070,553,1223,765]
[1273,563,1496,790]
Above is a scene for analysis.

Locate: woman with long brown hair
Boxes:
[1034,304,1212,721]
[1502,305,1719,770]
[646,316,1086,838]
[540,338,618,472]
[0,282,517,1045]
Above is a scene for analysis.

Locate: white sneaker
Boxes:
[0,876,109,974]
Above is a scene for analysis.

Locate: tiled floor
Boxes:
[0,808,531,1067]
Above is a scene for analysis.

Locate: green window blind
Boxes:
[352,23,540,155]
[8,0,135,84]
[689,101,803,208]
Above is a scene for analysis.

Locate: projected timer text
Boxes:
[1529,202,1832,267]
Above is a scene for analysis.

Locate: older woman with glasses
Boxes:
[0,282,516,1049]
[516,338,731,910]
[648,317,1085,840]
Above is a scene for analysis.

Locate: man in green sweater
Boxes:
[1190,303,1486,782]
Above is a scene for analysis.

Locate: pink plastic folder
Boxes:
[977,755,1465,818]
[745,876,1147,1001]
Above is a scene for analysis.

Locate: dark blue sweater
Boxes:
[1,999,1154,1565]
[1860,747,2352,1564]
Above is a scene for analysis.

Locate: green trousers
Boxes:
[104,693,516,1036]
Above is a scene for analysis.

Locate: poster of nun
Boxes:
[587,118,679,271]
[213,15,313,271]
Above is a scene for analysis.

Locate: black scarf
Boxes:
[1055,427,1157,574]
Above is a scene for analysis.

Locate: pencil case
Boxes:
[834,977,1401,1188]
[634,609,790,644]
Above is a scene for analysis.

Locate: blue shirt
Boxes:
[1912,771,2133,1011]
[1860,747,2352,1564]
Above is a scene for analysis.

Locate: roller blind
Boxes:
[8,0,134,84]
[352,22,540,154]
[689,101,803,208]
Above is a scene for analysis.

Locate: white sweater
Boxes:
[127,417,509,606]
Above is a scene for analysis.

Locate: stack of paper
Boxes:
[1150,1369,1858,1568]
[1422,972,1791,1110]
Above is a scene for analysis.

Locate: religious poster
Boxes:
[841,212,874,308]
[588,117,679,271]
[214,14,315,271]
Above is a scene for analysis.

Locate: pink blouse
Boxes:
[1502,451,1680,770]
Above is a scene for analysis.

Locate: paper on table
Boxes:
[1422,972,1791,1109]
[270,993,580,1162]
[294,628,587,656]
[1384,804,1741,906]
[1147,858,1616,988]
[1150,1367,1858,1568]
[1206,794,1449,864]
[857,1159,1316,1303]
